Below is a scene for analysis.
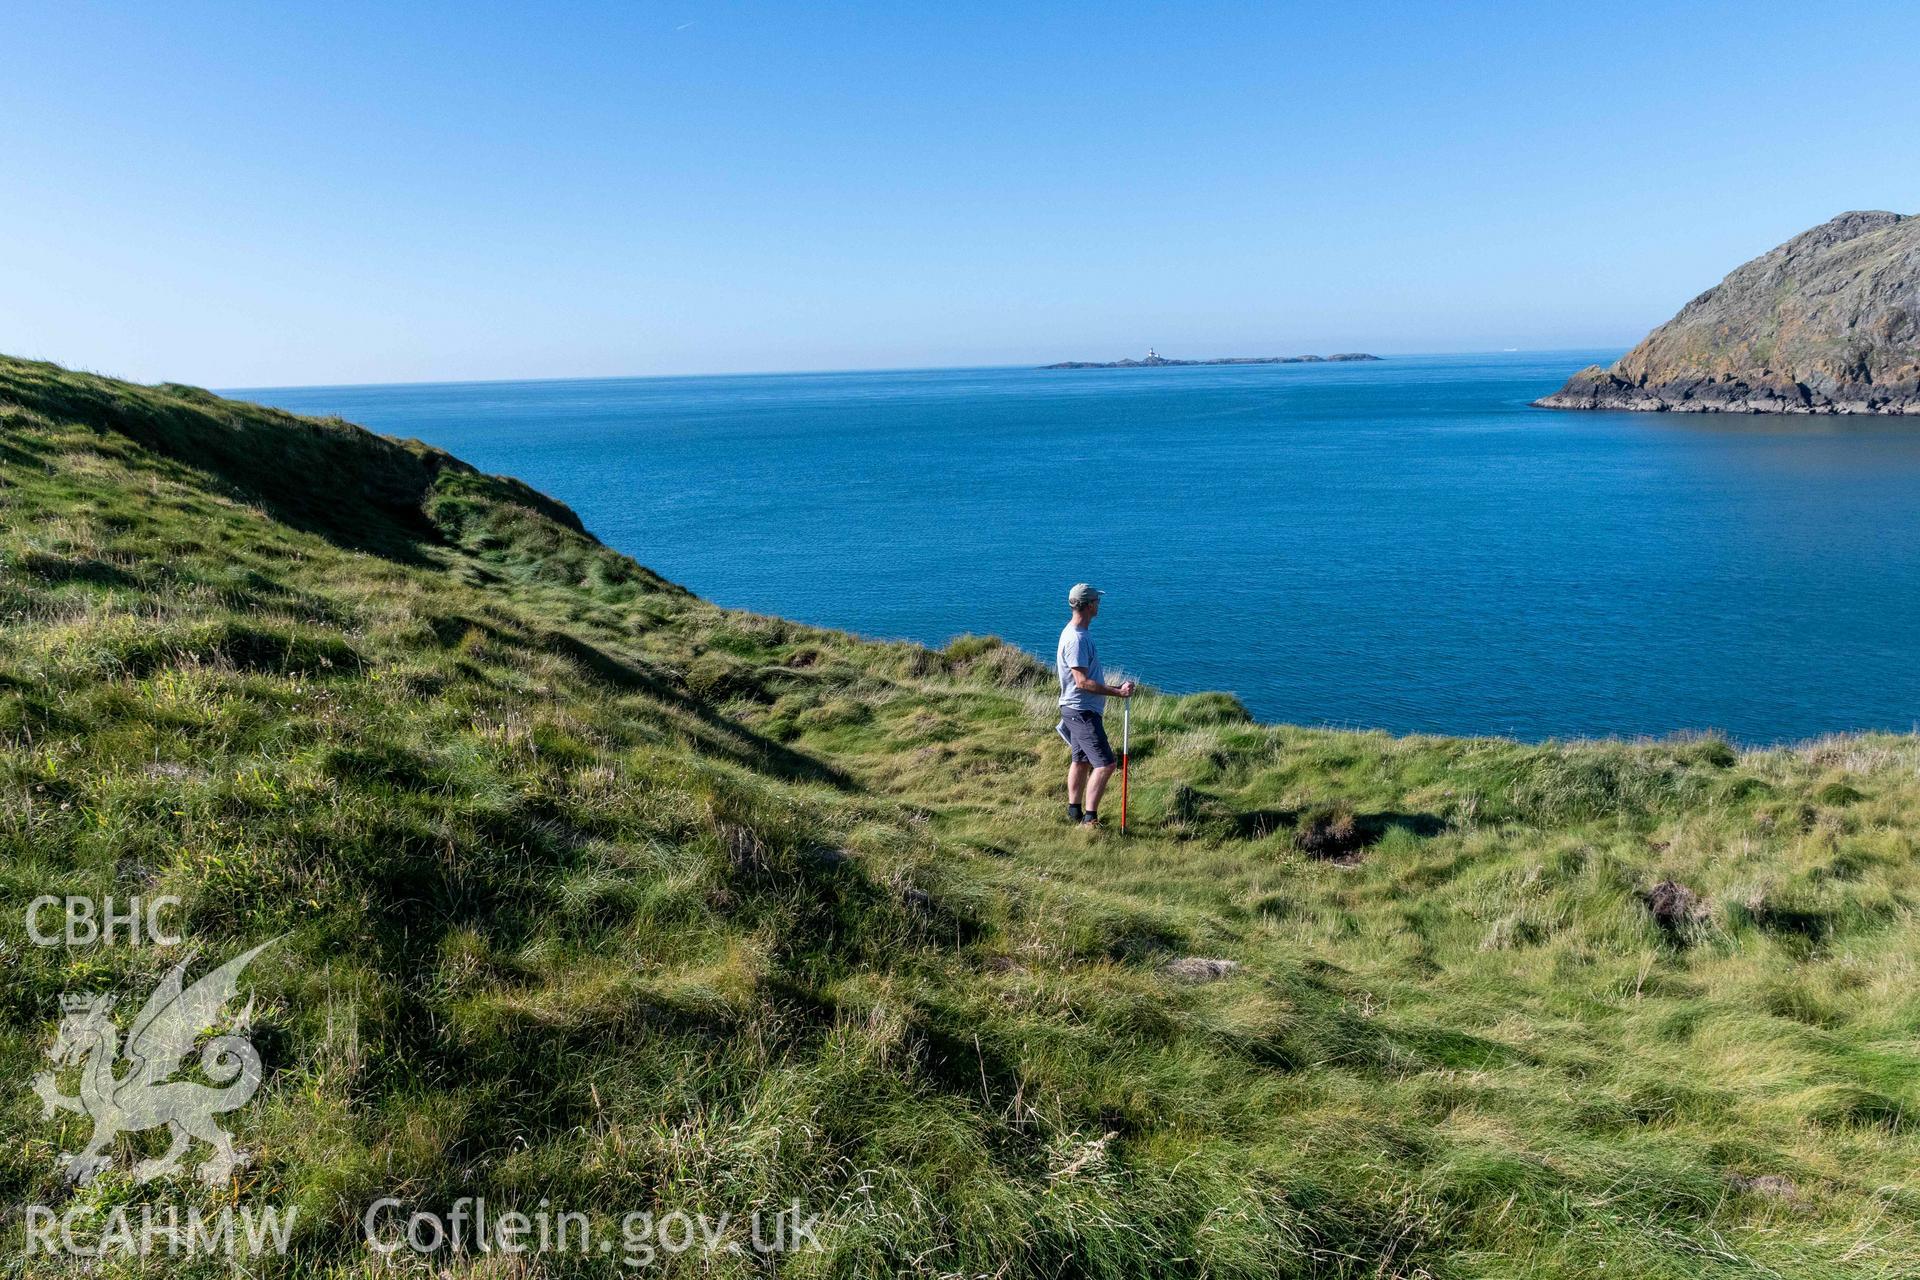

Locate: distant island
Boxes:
[1537,210,1919,415]
[1042,349,1382,370]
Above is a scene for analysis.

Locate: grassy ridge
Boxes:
[1,356,1917,1277]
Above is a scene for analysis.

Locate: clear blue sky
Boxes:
[3,1,1916,387]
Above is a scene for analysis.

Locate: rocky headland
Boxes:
[1538,210,1920,415]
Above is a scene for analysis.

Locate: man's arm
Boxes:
[1070,668,1135,698]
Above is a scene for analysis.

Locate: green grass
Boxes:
[2,354,1918,1276]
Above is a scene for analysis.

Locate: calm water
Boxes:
[239,353,1920,743]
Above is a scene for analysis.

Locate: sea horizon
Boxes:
[222,347,1624,398]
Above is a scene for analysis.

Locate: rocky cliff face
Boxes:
[1538,210,1920,414]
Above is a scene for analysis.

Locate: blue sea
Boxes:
[239,352,1920,743]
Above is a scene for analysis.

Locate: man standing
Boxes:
[1057,583,1135,828]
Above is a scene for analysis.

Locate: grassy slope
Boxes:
[1,356,1917,1278]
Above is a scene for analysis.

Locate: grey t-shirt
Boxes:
[1057,621,1104,712]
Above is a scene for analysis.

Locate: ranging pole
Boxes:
[1120,695,1131,832]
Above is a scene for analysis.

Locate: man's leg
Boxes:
[1066,712,1118,825]
[1067,759,1090,805]
[1084,764,1116,817]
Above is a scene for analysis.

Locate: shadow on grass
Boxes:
[18,552,143,589]
[1170,785,1446,861]
[540,627,855,790]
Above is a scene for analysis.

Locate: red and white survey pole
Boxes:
[1120,695,1131,833]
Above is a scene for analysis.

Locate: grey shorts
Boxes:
[1059,708,1116,768]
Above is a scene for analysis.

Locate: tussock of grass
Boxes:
[2,355,1918,1276]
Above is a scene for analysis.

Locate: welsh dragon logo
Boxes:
[33,940,275,1185]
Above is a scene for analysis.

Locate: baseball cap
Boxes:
[1067,583,1104,607]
